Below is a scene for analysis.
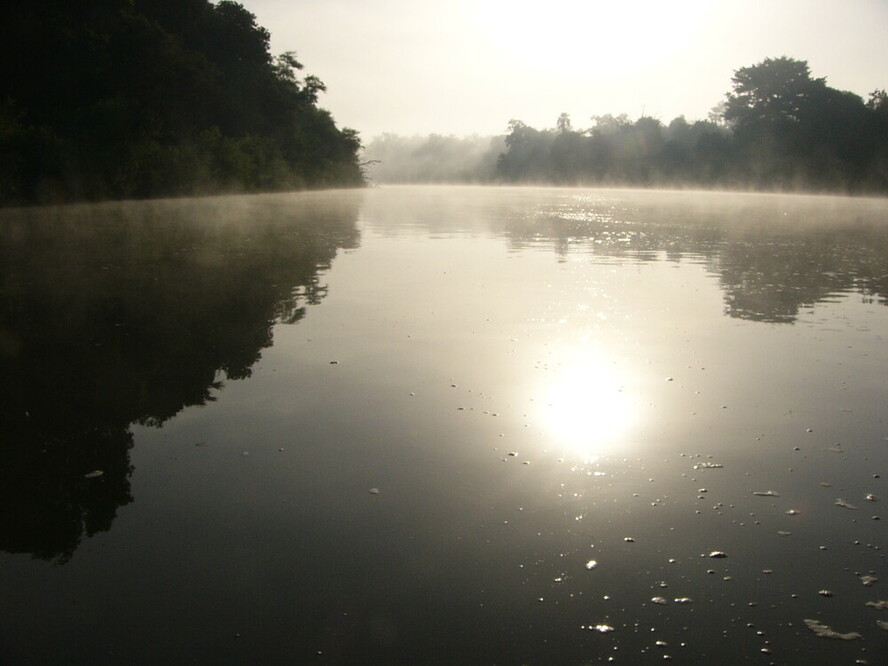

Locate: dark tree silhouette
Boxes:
[724,57,826,128]
[490,58,887,193]
[0,0,363,204]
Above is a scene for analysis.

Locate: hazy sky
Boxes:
[242,0,888,139]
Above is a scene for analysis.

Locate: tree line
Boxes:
[365,58,888,194]
[1,0,364,205]
[496,57,888,193]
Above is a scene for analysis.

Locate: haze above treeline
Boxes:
[2,2,887,205]
[366,58,888,193]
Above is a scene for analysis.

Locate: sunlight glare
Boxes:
[475,1,712,79]
[537,350,635,462]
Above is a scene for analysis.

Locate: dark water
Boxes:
[1,186,886,664]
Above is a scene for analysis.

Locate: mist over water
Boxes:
[1,186,886,664]
[361,134,505,184]
[364,57,888,195]
[5,2,887,661]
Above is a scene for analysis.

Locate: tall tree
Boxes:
[724,56,826,130]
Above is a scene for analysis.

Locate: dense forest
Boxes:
[1,0,364,205]
[3,10,885,204]
[365,58,888,194]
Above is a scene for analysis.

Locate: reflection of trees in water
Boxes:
[0,192,361,563]
[359,187,888,321]
[713,234,872,323]
[500,193,888,323]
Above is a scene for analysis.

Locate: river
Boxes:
[1,185,886,664]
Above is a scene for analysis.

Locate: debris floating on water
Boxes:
[753,490,780,497]
[674,597,693,604]
[835,498,859,510]
[585,560,598,570]
[709,551,728,558]
[860,575,878,587]
[624,537,635,543]
[878,620,888,631]
[865,600,888,609]
[786,509,802,515]
[368,488,380,495]
[865,493,879,502]
[803,618,862,640]
[194,441,209,447]
[651,597,668,605]
[818,590,834,597]
[693,462,723,470]
[583,624,614,633]
[84,470,103,479]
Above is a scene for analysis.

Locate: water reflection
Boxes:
[1,187,886,664]
[501,190,888,323]
[363,186,888,323]
[537,349,635,461]
[0,192,361,562]
[506,192,888,323]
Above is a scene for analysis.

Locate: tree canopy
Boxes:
[0,0,364,204]
[491,57,888,193]
[724,56,826,128]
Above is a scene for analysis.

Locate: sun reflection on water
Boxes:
[536,350,635,463]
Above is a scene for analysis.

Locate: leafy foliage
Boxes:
[496,113,733,187]
[0,0,363,204]
[493,58,888,193]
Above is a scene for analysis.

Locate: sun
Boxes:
[474,1,711,79]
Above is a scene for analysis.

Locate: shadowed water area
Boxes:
[1,185,886,664]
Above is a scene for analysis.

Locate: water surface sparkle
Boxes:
[1,186,886,665]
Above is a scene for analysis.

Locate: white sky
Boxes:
[242,0,888,140]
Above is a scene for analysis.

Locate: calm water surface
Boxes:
[1,186,886,664]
